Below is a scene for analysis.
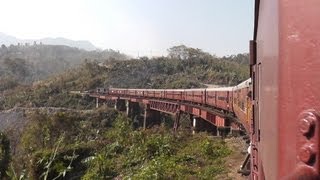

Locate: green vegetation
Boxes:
[0,45,248,110]
[3,108,234,179]
[0,45,248,179]
[0,132,10,179]
[0,44,128,91]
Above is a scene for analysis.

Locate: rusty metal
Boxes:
[253,0,320,178]
[149,100,179,115]
[298,144,315,164]
[299,111,317,136]
[294,110,320,178]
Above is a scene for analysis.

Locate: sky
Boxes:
[0,0,254,57]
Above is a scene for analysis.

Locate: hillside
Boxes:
[0,106,247,179]
[0,47,249,110]
[0,32,97,51]
[0,44,128,91]
[0,45,249,179]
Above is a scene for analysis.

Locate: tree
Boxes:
[167,45,213,60]
[167,45,189,60]
[1,44,6,49]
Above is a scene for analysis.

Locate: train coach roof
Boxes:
[162,89,185,91]
[127,89,147,91]
[206,87,234,91]
[233,78,251,90]
[109,88,127,91]
[184,88,206,91]
[110,88,165,91]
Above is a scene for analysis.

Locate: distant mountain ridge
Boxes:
[0,32,97,51]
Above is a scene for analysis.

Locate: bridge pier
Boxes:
[143,105,148,130]
[192,116,197,134]
[192,116,220,136]
[173,110,181,132]
[96,98,99,108]
[114,99,126,111]
[126,100,131,116]
[143,105,161,130]
[125,100,140,119]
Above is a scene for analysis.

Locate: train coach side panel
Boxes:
[232,87,251,132]
[216,91,229,111]
[185,90,194,103]
[193,90,205,104]
[254,0,279,178]
[206,90,217,107]
[277,0,320,178]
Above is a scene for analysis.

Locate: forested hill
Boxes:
[0,44,128,91]
[0,45,249,110]
[0,45,249,179]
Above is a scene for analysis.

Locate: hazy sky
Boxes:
[0,0,253,57]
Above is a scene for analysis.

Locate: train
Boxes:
[95,0,320,178]
[250,0,320,179]
[96,78,252,132]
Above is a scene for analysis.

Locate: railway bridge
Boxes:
[86,0,320,178]
[88,84,250,137]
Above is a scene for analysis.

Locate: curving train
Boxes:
[97,78,252,132]
[249,0,320,179]
[94,0,320,178]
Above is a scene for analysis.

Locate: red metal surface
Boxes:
[252,0,279,178]
[252,0,320,178]
[149,100,179,115]
[215,116,225,127]
[154,90,163,98]
[278,0,320,177]
[94,83,250,132]
[206,90,217,107]
[216,91,229,111]
[92,88,237,128]
[185,91,193,102]
[291,110,320,179]
[233,80,251,132]
[128,89,136,96]
[192,107,201,116]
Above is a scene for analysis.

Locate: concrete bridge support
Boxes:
[192,116,197,134]
[125,100,140,119]
[192,116,219,136]
[114,99,126,111]
[96,98,99,108]
[126,100,130,116]
[217,127,231,138]
[173,110,181,132]
[143,105,161,130]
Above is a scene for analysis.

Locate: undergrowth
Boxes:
[2,108,233,179]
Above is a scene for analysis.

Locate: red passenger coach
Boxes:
[215,87,233,111]
[128,89,137,96]
[250,0,320,179]
[154,89,164,98]
[144,89,155,98]
[233,79,251,132]
[165,89,183,101]
[136,89,145,97]
[184,89,205,104]
[206,89,217,107]
[109,88,126,96]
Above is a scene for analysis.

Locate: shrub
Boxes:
[0,132,10,178]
